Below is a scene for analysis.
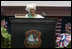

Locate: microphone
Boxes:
[42,12,47,17]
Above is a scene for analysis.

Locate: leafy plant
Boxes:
[1,23,11,48]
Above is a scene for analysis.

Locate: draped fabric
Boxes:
[55,17,62,36]
[56,17,71,48]
[55,17,71,37]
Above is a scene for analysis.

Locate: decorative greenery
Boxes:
[1,19,11,48]
[1,27,11,48]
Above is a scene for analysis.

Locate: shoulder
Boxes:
[24,14,29,18]
[36,14,44,18]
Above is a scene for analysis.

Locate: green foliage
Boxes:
[1,27,11,48]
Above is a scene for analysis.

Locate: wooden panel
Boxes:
[1,6,71,16]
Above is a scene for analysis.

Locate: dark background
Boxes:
[61,17,71,33]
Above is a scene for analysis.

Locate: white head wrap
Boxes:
[25,4,36,12]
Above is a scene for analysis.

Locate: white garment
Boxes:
[25,14,44,18]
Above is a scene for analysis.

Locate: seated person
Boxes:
[25,4,44,18]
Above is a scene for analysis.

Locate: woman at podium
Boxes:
[25,4,44,18]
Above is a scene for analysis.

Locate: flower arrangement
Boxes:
[65,23,71,34]
[1,19,11,48]
[56,23,71,48]
[65,23,71,48]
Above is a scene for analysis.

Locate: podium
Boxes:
[9,17,57,48]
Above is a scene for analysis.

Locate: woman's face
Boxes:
[30,8,36,15]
